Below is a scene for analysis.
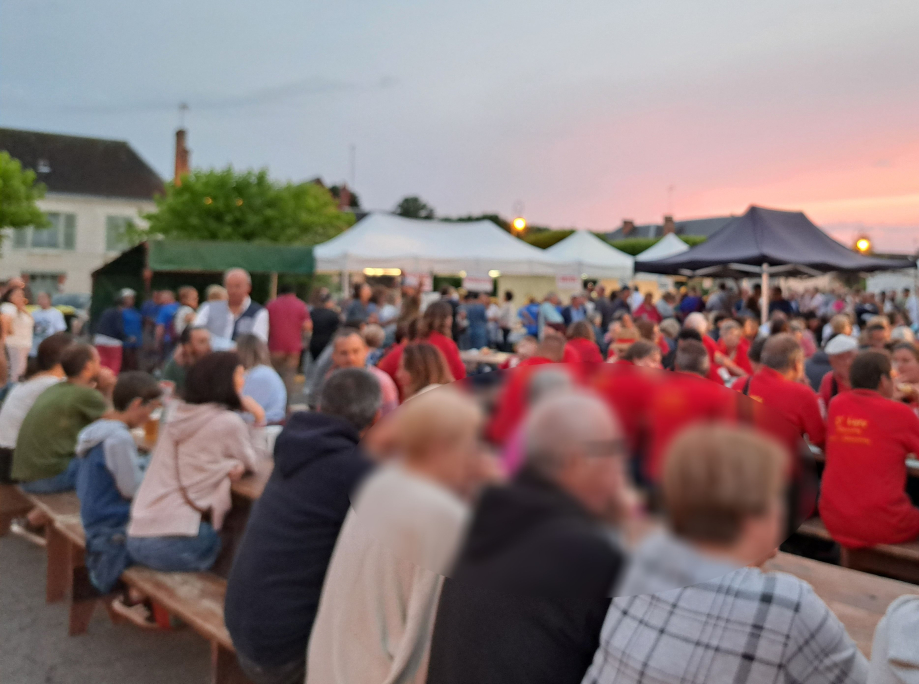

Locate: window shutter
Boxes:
[63,214,76,250]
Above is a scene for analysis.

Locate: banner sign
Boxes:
[556,274,581,290]
[462,275,494,293]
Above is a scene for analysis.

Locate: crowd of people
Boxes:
[3,267,919,684]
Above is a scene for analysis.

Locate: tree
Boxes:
[143,167,355,245]
[0,152,48,242]
[395,196,435,220]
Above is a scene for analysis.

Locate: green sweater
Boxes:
[161,358,187,396]
[12,382,108,482]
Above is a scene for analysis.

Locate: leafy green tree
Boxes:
[395,196,435,220]
[0,152,48,244]
[143,167,354,245]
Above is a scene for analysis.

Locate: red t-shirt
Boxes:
[646,371,734,481]
[377,333,466,390]
[716,338,753,375]
[633,303,662,323]
[486,357,560,444]
[819,371,851,413]
[820,389,919,548]
[566,337,603,364]
[738,367,826,451]
[266,293,309,354]
[590,363,659,456]
[699,333,725,383]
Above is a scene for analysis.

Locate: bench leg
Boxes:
[211,643,251,684]
[69,565,105,636]
[46,525,72,603]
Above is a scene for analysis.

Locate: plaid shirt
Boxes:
[583,533,868,684]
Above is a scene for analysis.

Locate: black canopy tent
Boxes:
[634,206,915,323]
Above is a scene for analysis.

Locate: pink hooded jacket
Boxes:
[128,402,262,538]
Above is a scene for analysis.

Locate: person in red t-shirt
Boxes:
[633,292,662,324]
[715,320,752,377]
[266,285,312,398]
[565,321,604,364]
[818,334,858,415]
[375,301,466,392]
[820,351,919,548]
[646,339,734,482]
[487,335,566,445]
[734,333,825,455]
[684,313,724,383]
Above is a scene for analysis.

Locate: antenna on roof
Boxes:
[178,102,189,129]
[667,184,675,216]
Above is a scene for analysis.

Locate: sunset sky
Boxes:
[3,0,918,250]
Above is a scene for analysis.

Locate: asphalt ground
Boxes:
[0,532,211,683]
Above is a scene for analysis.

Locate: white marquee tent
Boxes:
[544,230,634,280]
[313,213,560,276]
[633,233,691,287]
[635,233,690,262]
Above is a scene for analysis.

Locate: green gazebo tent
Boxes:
[91,239,314,323]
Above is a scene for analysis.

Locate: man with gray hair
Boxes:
[194,268,269,347]
[225,367,382,684]
[427,390,628,684]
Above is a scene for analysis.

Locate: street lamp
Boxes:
[512,216,526,232]
[855,236,872,254]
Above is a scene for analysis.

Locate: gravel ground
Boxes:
[0,533,210,684]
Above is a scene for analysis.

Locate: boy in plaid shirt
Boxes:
[583,424,867,684]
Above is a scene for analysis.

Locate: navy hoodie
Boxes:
[224,411,373,668]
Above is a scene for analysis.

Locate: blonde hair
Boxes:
[206,284,228,301]
[663,424,788,545]
[362,324,385,349]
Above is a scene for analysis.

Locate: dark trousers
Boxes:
[236,652,305,684]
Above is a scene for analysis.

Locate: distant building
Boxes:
[0,128,163,294]
[605,214,736,241]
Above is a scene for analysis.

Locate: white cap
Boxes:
[118,288,136,300]
[825,334,858,356]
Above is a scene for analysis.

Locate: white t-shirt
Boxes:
[1,303,34,349]
[0,374,62,448]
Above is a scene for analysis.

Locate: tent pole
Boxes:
[269,272,278,300]
[760,263,769,326]
[341,270,350,297]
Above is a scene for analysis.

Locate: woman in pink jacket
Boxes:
[127,352,264,572]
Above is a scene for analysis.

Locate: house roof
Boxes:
[605,215,735,241]
[0,128,164,200]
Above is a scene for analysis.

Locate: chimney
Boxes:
[662,215,676,235]
[174,128,190,186]
[621,219,636,236]
[338,183,352,210]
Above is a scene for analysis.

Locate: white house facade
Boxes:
[0,128,163,295]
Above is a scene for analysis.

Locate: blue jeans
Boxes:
[21,459,81,494]
[126,521,222,573]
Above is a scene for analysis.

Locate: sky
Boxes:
[3,0,919,251]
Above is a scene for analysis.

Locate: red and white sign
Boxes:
[404,272,434,292]
[556,274,581,290]
[462,275,494,293]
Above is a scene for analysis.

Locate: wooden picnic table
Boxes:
[231,458,273,502]
[460,349,513,368]
[765,551,919,656]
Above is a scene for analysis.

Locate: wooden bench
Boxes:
[766,551,919,656]
[0,482,32,535]
[120,568,249,684]
[20,489,251,683]
[22,490,84,603]
[796,517,919,584]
